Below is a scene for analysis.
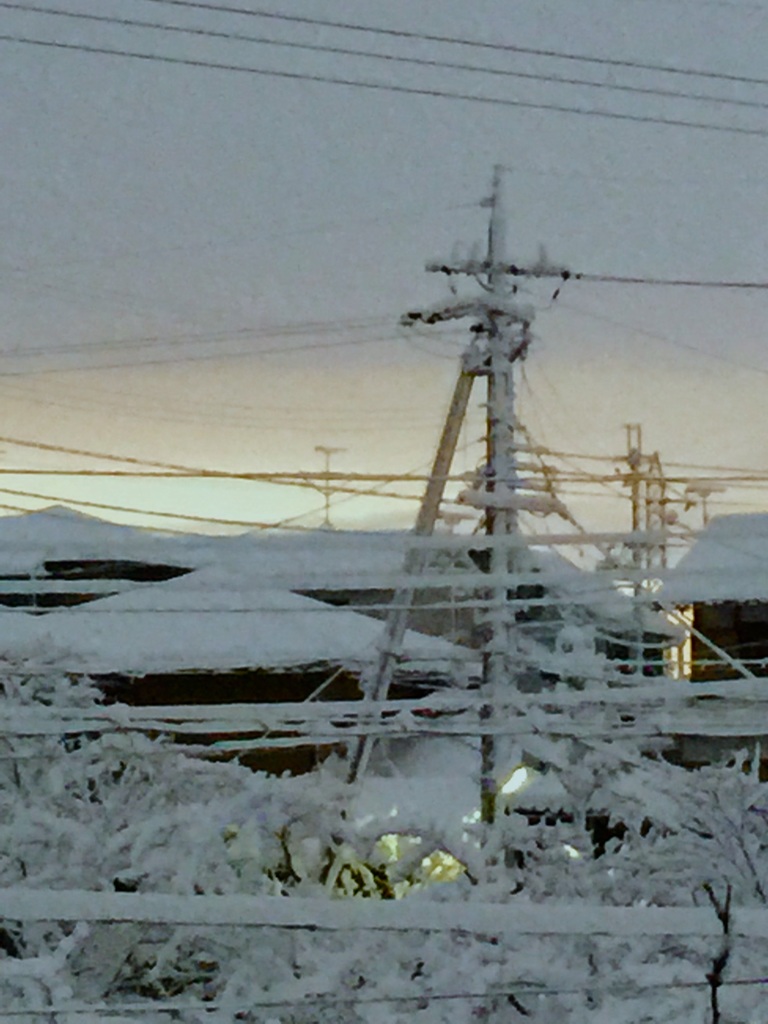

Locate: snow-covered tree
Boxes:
[2,659,768,1023]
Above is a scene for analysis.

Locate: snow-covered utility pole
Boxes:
[468,167,530,824]
[348,168,570,799]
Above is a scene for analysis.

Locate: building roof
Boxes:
[0,506,411,585]
[664,514,768,605]
[0,507,670,673]
[0,563,464,677]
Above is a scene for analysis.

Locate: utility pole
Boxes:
[625,424,643,541]
[623,424,669,570]
[347,168,571,821]
[624,423,644,587]
[476,167,527,825]
[314,446,346,529]
[644,450,669,568]
[622,424,671,676]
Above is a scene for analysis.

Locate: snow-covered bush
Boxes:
[0,666,479,1017]
[2,662,768,1022]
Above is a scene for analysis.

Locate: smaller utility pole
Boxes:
[624,423,643,545]
[623,424,669,569]
[314,446,346,529]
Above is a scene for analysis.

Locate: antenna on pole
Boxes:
[314,445,346,529]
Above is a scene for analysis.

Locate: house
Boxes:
[244,529,675,685]
[660,513,768,772]
[663,513,768,682]
[0,506,673,683]
[0,508,471,774]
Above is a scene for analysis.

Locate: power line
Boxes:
[444,261,768,288]
[1,459,762,490]
[560,298,768,376]
[663,459,768,473]
[5,2,768,113]
[0,483,315,530]
[573,272,768,287]
[624,0,767,11]
[1,200,474,277]
[4,969,768,1017]
[0,379,446,432]
[0,432,455,484]
[0,332,401,377]
[138,0,768,88]
[0,440,439,529]
[0,315,393,360]
[0,433,231,473]
[0,469,448,481]
[3,33,768,138]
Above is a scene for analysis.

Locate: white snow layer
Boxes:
[0,505,408,585]
[0,566,461,675]
[664,513,768,604]
[2,886,763,937]
[0,506,668,674]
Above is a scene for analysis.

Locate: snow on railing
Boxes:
[1,887,765,937]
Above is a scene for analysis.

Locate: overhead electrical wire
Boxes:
[440,263,768,288]
[0,315,394,360]
[0,459,761,497]
[3,33,768,138]
[571,272,768,288]
[0,469,439,482]
[0,382,446,433]
[0,484,315,530]
[16,372,456,419]
[662,459,768,474]
[0,431,462,483]
[272,455,444,528]
[0,501,38,515]
[0,433,227,473]
[0,372,447,430]
[0,7,763,520]
[5,970,768,1018]
[3,207,463,277]
[560,299,768,375]
[0,405,763,518]
[625,0,767,11]
[0,332,403,377]
[2,199,477,279]
[5,2,768,113]
[137,0,768,88]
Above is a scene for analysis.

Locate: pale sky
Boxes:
[1,0,768,534]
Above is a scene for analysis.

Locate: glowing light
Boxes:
[563,844,581,860]
[374,833,422,864]
[499,765,533,796]
[419,850,466,883]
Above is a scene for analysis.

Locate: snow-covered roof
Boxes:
[0,565,462,675]
[0,564,462,677]
[664,514,768,605]
[0,506,209,571]
[0,506,408,585]
[0,507,668,636]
